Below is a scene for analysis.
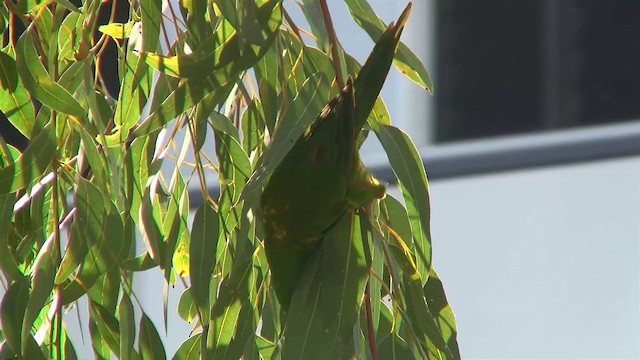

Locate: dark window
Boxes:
[435,0,640,143]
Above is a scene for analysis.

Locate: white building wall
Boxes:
[427,156,640,358]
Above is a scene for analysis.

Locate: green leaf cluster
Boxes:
[0,0,459,358]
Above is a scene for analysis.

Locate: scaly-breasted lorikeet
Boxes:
[260,5,411,310]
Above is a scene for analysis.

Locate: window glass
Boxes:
[435,0,640,143]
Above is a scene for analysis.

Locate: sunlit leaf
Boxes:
[0,122,56,194]
[345,0,433,92]
[178,288,199,323]
[172,333,201,360]
[0,50,34,137]
[98,21,137,40]
[15,32,86,118]
[141,0,281,79]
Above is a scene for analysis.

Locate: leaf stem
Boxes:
[318,0,344,88]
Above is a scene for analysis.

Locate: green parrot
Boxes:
[260,5,411,310]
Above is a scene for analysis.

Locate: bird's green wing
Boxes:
[260,5,411,310]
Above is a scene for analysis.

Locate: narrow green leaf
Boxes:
[89,317,110,359]
[0,193,23,282]
[0,50,34,137]
[121,252,157,271]
[240,99,266,156]
[425,270,461,359]
[56,178,106,283]
[87,268,120,311]
[177,288,198,323]
[139,313,166,360]
[58,12,85,61]
[91,301,122,356]
[207,257,256,360]
[0,122,56,194]
[369,230,384,333]
[140,0,161,52]
[352,4,410,132]
[64,332,79,360]
[179,0,207,41]
[21,235,56,356]
[139,180,165,266]
[77,125,110,192]
[119,292,136,360]
[127,75,233,142]
[107,49,151,147]
[172,333,201,360]
[215,127,250,235]
[345,0,433,92]
[15,32,86,118]
[402,277,454,359]
[98,21,136,40]
[162,168,189,282]
[375,125,431,283]
[299,0,329,49]
[255,335,275,360]
[0,281,29,354]
[282,212,369,360]
[254,45,279,133]
[377,332,414,360]
[141,0,280,79]
[189,202,219,320]
[380,196,414,257]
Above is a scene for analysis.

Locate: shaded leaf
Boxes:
[241,72,330,201]
[0,193,23,282]
[119,292,136,360]
[139,313,166,360]
[189,202,219,320]
[375,125,431,283]
[91,301,122,356]
[56,178,106,283]
[21,235,56,355]
[0,281,29,354]
[282,212,369,360]
[378,332,414,360]
[122,252,157,272]
[0,122,56,194]
[206,257,256,360]
[425,270,461,359]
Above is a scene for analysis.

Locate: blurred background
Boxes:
[359,0,640,358]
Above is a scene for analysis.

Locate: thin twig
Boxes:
[318,0,344,88]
